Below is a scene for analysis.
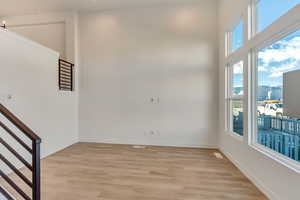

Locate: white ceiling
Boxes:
[0,0,193,16]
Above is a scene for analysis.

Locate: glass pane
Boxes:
[256,0,300,33]
[232,61,244,96]
[256,29,300,162]
[231,20,244,52]
[232,100,244,136]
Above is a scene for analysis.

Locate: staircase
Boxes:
[0,104,41,200]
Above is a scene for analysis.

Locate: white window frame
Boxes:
[248,0,256,39]
[228,17,245,54]
[250,22,300,173]
[226,59,245,141]
[224,0,300,173]
[253,0,300,35]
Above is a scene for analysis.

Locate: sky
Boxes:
[257,0,300,32]
[258,30,300,87]
[232,0,300,89]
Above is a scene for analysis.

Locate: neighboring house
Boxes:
[283,69,300,119]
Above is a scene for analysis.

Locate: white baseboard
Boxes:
[79,138,218,149]
[220,148,278,200]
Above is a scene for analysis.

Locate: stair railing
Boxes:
[0,103,41,200]
[58,58,74,91]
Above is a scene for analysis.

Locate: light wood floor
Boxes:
[1,143,267,200]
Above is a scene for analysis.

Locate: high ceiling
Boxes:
[0,0,190,16]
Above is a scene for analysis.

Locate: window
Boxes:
[227,61,244,136]
[255,29,300,163]
[256,0,300,33]
[224,0,300,171]
[230,19,244,52]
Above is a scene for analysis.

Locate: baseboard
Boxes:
[220,148,278,200]
[79,138,218,149]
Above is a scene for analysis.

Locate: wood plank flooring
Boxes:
[1,143,267,200]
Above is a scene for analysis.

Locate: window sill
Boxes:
[250,143,300,174]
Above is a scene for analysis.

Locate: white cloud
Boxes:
[258,36,300,79]
[258,66,267,71]
[269,61,298,78]
[258,37,300,64]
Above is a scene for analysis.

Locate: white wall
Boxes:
[1,12,77,62]
[1,12,82,143]
[9,22,66,57]
[78,1,219,148]
[0,28,78,173]
[218,1,300,200]
[283,69,300,118]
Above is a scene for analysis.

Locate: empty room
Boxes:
[0,0,300,199]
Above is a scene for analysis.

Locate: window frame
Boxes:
[226,59,245,140]
[224,0,300,173]
[228,16,245,54]
[250,22,300,173]
[253,0,300,35]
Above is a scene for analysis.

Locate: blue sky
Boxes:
[231,20,244,52]
[233,0,300,89]
[257,0,300,32]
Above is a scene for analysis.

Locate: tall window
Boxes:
[230,19,244,52]
[256,0,300,33]
[227,61,244,136]
[224,0,300,171]
[255,29,300,163]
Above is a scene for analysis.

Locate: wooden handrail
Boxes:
[0,103,41,142]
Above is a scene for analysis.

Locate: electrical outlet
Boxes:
[144,130,161,136]
[144,130,160,136]
[149,130,155,135]
[150,97,160,104]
